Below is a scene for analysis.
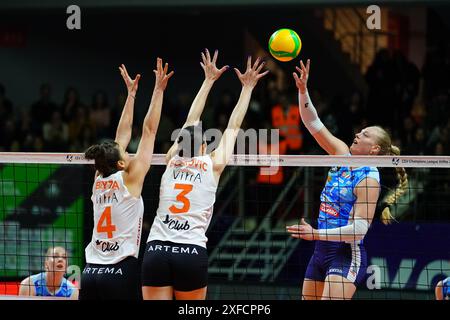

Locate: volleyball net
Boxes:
[0,153,449,299]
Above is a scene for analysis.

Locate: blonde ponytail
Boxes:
[381,144,408,224]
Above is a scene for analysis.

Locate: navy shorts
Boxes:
[80,256,140,300]
[141,240,208,291]
[305,240,367,287]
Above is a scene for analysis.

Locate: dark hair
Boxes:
[84,140,122,177]
[176,125,206,158]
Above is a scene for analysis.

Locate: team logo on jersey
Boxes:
[95,239,120,252]
[339,187,349,196]
[83,266,123,275]
[341,171,351,179]
[320,203,339,217]
[163,215,190,231]
[147,244,199,255]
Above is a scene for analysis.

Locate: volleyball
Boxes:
[268,28,302,62]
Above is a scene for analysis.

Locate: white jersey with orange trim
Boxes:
[85,170,144,264]
[147,155,218,248]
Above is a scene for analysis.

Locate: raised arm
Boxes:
[115,64,141,150]
[166,48,228,162]
[211,57,268,178]
[125,58,173,196]
[287,178,379,242]
[293,59,349,155]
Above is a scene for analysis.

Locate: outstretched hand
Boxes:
[293,59,310,94]
[286,218,317,241]
[119,64,141,95]
[200,48,228,81]
[154,57,174,92]
[234,56,269,89]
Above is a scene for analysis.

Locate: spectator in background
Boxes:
[112,92,127,129]
[89,90,111,139]
[216,112,228,133]
[127,124,141,153]
[156,112,175,152]
[61,87,83,122]
[406,127,427,155]
[43,111,69,151]
[33,136,45,152]
[422,45,450,100]
[347,91,364,129]
[434,141,445,156]
[31,83,58,135]
[427,93,449,132]
[17,109,33,147]
[0,118,18,151]
[173,92,192,127]
[19,246,78,299]
[315,91,338,138]
[365,49,396,129]
[271,92,303,154]
[214,89,235,126]
[68,106,96,149]
[392,50,420,125]
[399,116,416,153]
[0,83,13,124]
[21,134,36,152]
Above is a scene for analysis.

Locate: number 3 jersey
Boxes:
[147,155,218,248]
[85,170,144,265]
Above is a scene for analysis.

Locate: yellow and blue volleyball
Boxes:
[268,28,302,62]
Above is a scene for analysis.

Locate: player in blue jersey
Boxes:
[286,59,408,300]
[435,277,450,300]
[19,246,78,299]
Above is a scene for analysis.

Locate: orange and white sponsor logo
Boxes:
[170,158,208,172]
[320,202,340,217]
[95,180,120,191]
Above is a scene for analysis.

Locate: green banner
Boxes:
[0,164,84,278]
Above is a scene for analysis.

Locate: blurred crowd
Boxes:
[0,46,449,157]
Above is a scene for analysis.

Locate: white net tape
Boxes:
[1,152,450,168]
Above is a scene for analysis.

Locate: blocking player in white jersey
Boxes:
[141,49,268,300]
[80,58,173,300]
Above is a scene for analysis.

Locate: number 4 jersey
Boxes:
[85,170,144,264]
[147,155,218,248]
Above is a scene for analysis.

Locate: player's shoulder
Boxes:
[356,166,380,177]
[28,272,44,282]
[20,276,32,286]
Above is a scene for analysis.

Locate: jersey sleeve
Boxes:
[353,167,380,188]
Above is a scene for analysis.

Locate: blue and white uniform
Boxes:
[30,272,76,297]
[305,165,380,286]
